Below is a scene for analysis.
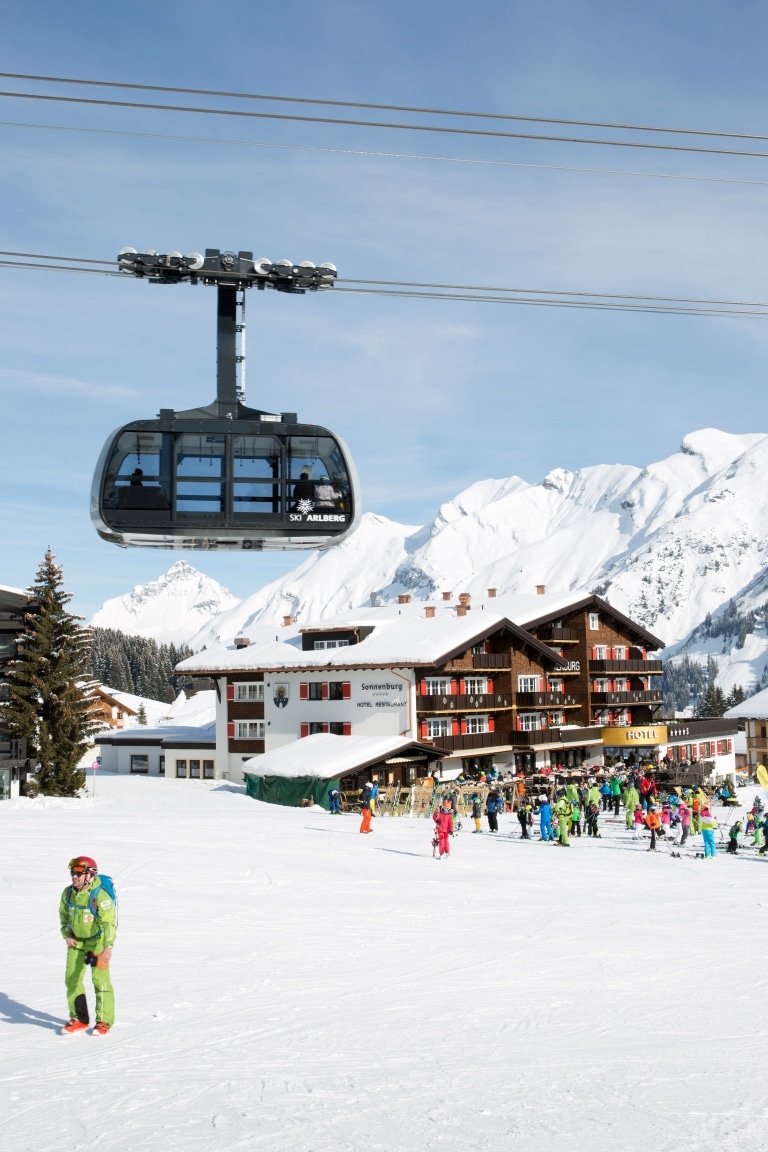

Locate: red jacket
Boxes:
[433,809,454,834]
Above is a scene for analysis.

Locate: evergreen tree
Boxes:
[2,550,95,796]
[727,685,746,708]
[695,682,727,718]
[136,702,148,726]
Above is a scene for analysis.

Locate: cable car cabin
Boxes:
[91,414,360,551]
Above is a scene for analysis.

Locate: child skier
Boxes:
[471,794,483,833]
[537,794,554,841]
[700,807,718,858]
[432,798,454,859]
[632,804,645,840]
[727,820,742,854]
[645,806,662,851]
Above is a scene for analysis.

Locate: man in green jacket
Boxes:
[59,855,116,1035]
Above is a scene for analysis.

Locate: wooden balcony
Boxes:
[515,691,580,708]
[535,626,579,643]
[424,731,512,752]
[472,653,512,670]
[591,690,664,706]
[417,692,512,714]
[589,659,663,674]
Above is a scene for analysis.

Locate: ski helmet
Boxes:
[68,855,97,874]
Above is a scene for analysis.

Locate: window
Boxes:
[328,722,351,736]
[472,642,490,655]
[130,755,149,774]
[308,682,324,701]
[313,639,349,650]
[0,634,16,658]
[517,676,539,693]
[203,760,214,779]
[464,677,487,695]
[236,720,265,739]
[465,715,489,734]
[159,756,165,777]
[426,718,451,738]
[594,679,610,692]
[548,678,564,693]
[549,711,565,726]
[235,682,264,702]
[613,646,627,660]
[176,760,187,778]
[518,713,542,731]
[594,645,608,659]
[423,677,451,695]
[589,612,599,630]
[190,759,201,778]
[308,722,325,735]
[328,681,347,701]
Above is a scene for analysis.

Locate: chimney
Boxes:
[487,588,497,598]
[234,636,250,649]
[456,605,467,617]
[536,585,546,596]
[424,606,436,619]
[282,615,294,627]
[442,591,451,601]
[458,592,471,608]
[398,593,412,605]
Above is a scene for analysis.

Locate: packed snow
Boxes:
[2,774,766,1152]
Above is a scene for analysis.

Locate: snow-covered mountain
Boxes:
[186,429,768,693]
[90,561,240,647]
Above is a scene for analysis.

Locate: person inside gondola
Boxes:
[291,470,315,509]
[129,468,144,487]
[314,475,341,509]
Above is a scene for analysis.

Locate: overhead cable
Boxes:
[4,118,768,188]
[2,70,768,143]
[4,88,768,159]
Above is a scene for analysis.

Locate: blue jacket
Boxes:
[486,796,501,814]
[538,801,552,822]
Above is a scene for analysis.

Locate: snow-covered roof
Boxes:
[159,689,216,728]
[96,722,216,746]
[177,601,568,675]
[243,733,445,780]
[725,687,768,720]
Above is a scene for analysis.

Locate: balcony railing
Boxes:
[515,691,580,707]
[425,731,512,752]
[535,626,579,643]
[417,692,512,713]
[589,660,664,674]
[591,690,664,706]
[472,653,512,670]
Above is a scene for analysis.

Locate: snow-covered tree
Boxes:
[136,702,148,726]
[1,550,96,796]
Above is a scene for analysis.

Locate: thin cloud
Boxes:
[0,367,135,402]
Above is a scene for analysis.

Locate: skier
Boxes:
[678,800,691,848]
[328,788,341,814]
[623,782,640,828]
[517,798,532,839]
[632,804,645,840]
[727,820,742,854]
[610,775,622,816]
[645,806,661,851]
[700,807,718,858]
[600,779,612,811]
[537,794,554,841]
[369,780,379,816]
[570,798,582,837]
[554,792,571,846]
[59,856,116,1035]
[471,793,483,833]
[359,783,373,833]
[432,798,454,858]
[486,790,501,833]
[585,799,600,838]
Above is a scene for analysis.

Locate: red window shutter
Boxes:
[227,721,235,739]
[459,680,466,694]
[451,718,460,736]
[460,719,467,735]
[450,681,457,695]
[485,641,491,654]
[322,723,329,734]
[342,682,351,700]
[342,722,352,736]
[421,721,428,739]
[300,723,309,738]
[516,717,522,731]
[728,739,733,753]
[420,681,428,695]
[488,716,495,732]
[487,679,493,694]
[300,683,308,701]
[226,683,235,702]
[321,683,329,700]
[591,647,597,660]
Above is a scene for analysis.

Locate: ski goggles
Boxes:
[68,860,93,875]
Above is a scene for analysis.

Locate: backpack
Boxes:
[89,875,118,929]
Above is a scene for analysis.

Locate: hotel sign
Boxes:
[601,725,667,747]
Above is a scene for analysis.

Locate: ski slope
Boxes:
[1,775,764,1152]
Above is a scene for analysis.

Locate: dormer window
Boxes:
[589,612,599,630]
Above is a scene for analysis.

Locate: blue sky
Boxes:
[3,0,768,617]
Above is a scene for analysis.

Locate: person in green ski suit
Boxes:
[59,855,116,1034]
[622,784,639,828]
[609,775,622,816]
[554,794,571,846]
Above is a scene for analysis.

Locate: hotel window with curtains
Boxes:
[464,715,489,735]
[235,721,265,739]
[425,718,451,738]
[423,677,451,695]
[234,682,264,702]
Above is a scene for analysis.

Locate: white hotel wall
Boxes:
[221,668,416,776]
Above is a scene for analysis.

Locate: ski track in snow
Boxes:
[1,776,765,1151]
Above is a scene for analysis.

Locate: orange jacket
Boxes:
[645,811,661,831]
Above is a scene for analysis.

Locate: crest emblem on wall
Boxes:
[273,683,289,709]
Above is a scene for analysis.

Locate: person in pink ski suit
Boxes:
[433,800,454,858]
[632,805,645,840]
